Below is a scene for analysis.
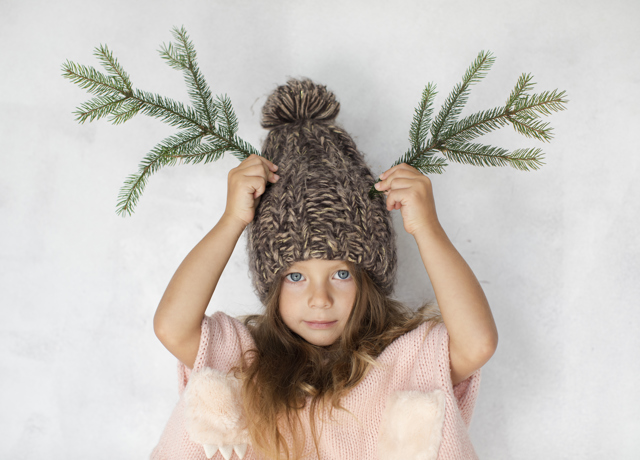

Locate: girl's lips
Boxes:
[304,321,338,329]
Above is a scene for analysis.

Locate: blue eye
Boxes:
[336,270,350,280]
[286,273,303,282]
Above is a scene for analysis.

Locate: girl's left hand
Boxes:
[374,163,440,236]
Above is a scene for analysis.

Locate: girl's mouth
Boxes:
[304,321,337,329]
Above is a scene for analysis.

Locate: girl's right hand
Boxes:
[222,154,280,228]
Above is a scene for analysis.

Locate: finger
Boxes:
[250,160,279,183]
[387,195,403,212]
[239,154,279,173]
[245,176,268,199]
[385,189,406,212]
[386,185,421,212]
[257,154,278,172]
[375,176,418,193]
[241,162,280,183]
[256,154,279,172]
[260,159,280,182]
[385,177,415,191]
[379,163,419,180]
[376,167,422,191]
[255,157,279,182]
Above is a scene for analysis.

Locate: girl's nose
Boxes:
[309,283,332,308]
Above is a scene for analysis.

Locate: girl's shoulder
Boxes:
[377,319,448,365]
[373,319,480,406]
[186,312,256,375]
[205,311,255,343]
[390,319,446,348]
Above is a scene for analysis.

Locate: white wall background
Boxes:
[1,0,638,458]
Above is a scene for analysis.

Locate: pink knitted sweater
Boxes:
[151,312,481,460]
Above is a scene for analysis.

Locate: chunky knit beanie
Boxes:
[247,78,397,303]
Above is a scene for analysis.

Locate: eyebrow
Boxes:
[285,261,351,272]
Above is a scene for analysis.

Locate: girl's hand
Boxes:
[223,154,280,228]
[374,163,440,236]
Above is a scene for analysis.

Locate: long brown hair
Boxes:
[233,262,442,460]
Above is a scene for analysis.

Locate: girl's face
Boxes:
[279,259,357,346]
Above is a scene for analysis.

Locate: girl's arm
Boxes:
[153,155,280,369]
[412,224,497,385]
[374,164,498,386]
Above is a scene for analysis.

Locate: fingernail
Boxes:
[273,174,280,180]
[374,182,381,190]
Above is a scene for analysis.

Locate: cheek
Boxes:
[339,286,357,318]
[278,292,296,324]
[344,283,357,303]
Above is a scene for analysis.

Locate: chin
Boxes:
[302,334,338,347]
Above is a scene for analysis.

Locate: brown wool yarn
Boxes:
[247,78,397,303]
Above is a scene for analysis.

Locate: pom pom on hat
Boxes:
[261,78,340,129]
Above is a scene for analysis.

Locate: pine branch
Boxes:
[178,142,229,165]
[442,142,544,170]
[506,73,535,108]
[117,129,205,216]
[411,153,448,175]
[64,27,261,215]
[443,142,511,167]
[226,134,261,161]
[373,51,567,196]
[409,82,437,150]
[507,148,545,171]
[163,26,217,131]
[442,89,566,145]
[62,60,126,97]
[109,99,143,125]
[441,106,511,143]
[74,95,129,124]
[158,42,187,71]
[511,89,568,118]
[508,115,553,142]
[390,145,435,169]
[214,94,239,137]
[94,44,132,91]
[430,50,495,140]
[132,89,202,130]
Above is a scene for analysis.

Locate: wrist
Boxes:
[219,213,249,236]
[412,219,446,241]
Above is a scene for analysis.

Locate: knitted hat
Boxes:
[247,78,397,303]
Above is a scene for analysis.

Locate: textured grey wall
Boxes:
[1,0,638,458]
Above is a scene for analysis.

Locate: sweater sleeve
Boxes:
[176,312,255,394]
[428,322,482,427]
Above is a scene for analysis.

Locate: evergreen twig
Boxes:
[409,82,437,151]
[63,26,259,216]
[430,51,495,140]
[369,51,568,197]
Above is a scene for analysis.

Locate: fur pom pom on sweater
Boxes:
[151,312,481,460]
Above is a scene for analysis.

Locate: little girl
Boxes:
[151,79,498,460]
